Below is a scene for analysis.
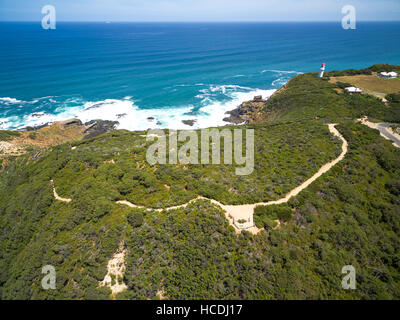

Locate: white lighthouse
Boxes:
[319,62,326,78]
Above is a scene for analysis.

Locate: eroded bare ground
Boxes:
[99,242,128,297]
[0,119,116,157]
[0,141,26,156]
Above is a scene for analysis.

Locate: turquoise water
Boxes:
[0,22,399,130]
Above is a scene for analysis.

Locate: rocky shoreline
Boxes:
[21,118,118,139]
[223,95,268,124]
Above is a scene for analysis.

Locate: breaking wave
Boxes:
[0,85,276,131]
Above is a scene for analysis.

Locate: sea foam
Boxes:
[0,85,276,131]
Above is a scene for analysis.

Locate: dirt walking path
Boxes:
[52,124,348,234]
[50,180,72,203]
[116,124,348,234]
[359,117,400,148]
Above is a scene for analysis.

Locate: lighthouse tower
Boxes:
[319,63,326,78]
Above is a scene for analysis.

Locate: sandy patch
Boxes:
[99,242,128,297]
[50,180,72,203]
[0,141,25,156]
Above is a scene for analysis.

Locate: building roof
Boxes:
[379,71,398,77]
[345,86,363,93]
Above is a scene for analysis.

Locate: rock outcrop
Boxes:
[83,120,118,139]
[223,95,267,124]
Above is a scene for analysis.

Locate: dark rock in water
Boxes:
[85,101,116,111]
[83,120,119,139]
[223,96,267,124]
[116,113,127,119]
[156,121,162,126]
[182,119,197,126]
[30,113,44,118]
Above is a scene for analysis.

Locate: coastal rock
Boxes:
[60,118,83,129]
[85,101,117,111]
[30,113,45,118]
[223,95,267,124]
[182,119,197,126]
[83,120,119,139]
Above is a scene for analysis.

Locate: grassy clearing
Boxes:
[329,74,400,97]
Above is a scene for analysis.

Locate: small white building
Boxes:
[379,71,398,79]
[345,86,363,94]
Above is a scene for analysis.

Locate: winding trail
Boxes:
[50,179,72,203]
[359,117,400,148]
[52,124,348,234]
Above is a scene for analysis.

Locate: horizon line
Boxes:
[1,20,400,23]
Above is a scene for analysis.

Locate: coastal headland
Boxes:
[1,64,400,300]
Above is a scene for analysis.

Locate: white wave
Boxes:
[271,78,289,86]
[174,83,205,88]
[0,97,44,105]
[210,85,253,94]
[0,116,20,130]
[1,85,276,131]
[196,88,275,129]
[0,97,23,104]
[261,69,303,74]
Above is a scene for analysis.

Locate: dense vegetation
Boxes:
[259,71,400,123]
[0,65,399,300]
[324,63,400,77]
[120,122,400,299]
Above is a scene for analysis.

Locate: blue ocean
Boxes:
[0,22,399,130]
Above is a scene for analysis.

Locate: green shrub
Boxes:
[277,206,292,222]
[254,204,293,222]
[386,93,400,103]
[335,81,353,89]
[262,216,278,230]
[127,210,144,228]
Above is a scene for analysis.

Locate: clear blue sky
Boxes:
[1,0,399,22]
